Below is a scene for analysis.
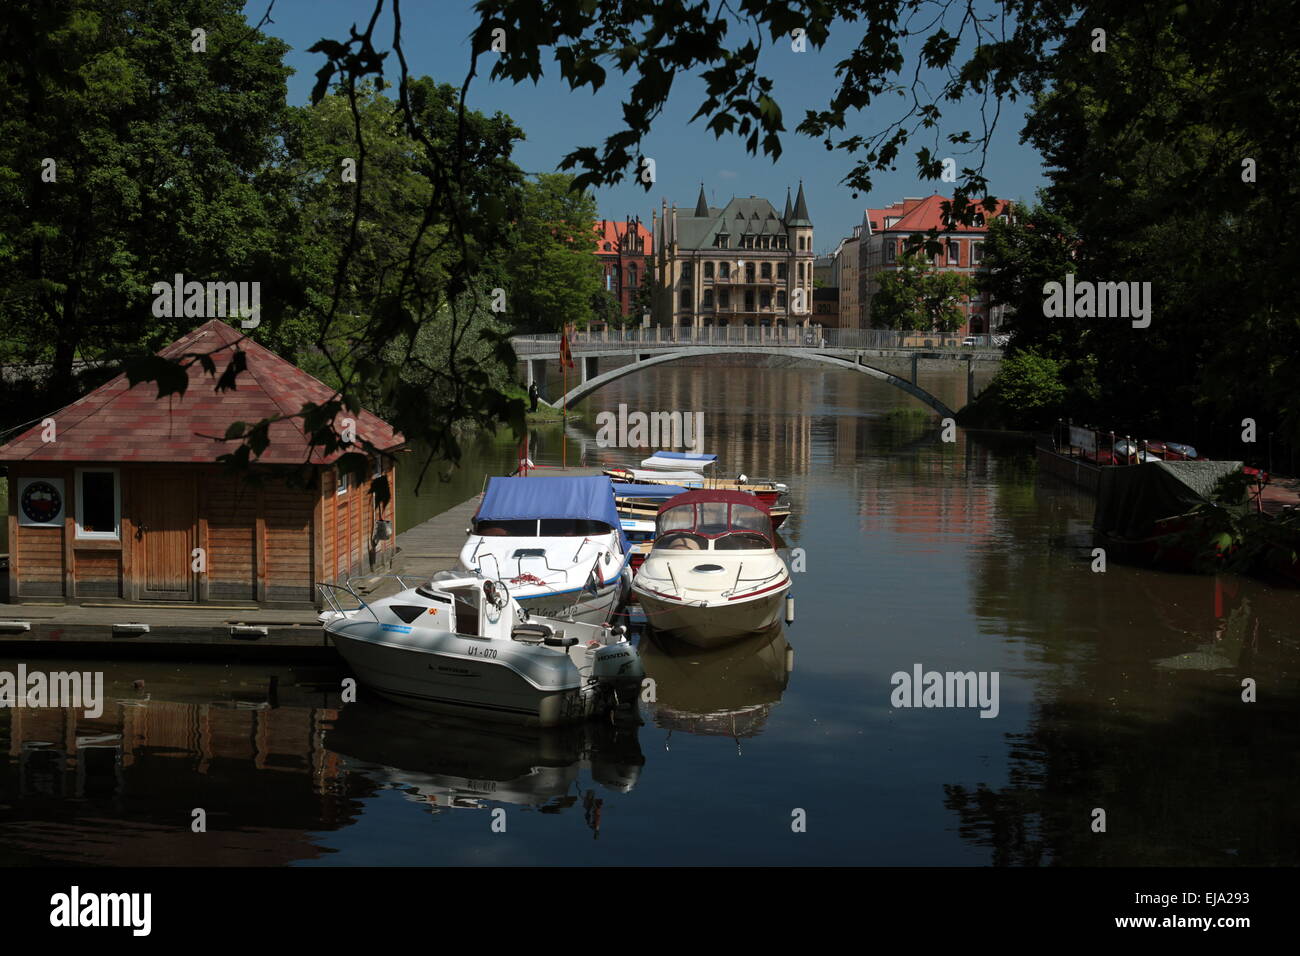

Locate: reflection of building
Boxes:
[594,219,653,321]
[857,195,1014,335]
[0,699,349,865]
[650,185,815,330]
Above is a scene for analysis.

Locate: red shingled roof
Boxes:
[868,195,1012,234]
[594,219,653,255]
[0,320,403,464]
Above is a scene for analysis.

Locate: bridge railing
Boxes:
[511,326,1004,354]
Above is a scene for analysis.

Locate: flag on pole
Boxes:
[560,323,575,369]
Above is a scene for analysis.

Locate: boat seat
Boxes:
[543,629,578,648]
[511,623,552,644]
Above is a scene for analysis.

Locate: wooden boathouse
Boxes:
[0,319,402,608]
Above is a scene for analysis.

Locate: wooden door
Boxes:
[135,474,196,601]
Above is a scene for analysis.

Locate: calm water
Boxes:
[3,360,1299,866]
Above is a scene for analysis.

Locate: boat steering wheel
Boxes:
[484,578,510,611]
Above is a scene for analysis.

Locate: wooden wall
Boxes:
[4,461,397,608]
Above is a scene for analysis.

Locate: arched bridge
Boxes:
[514,328,1004,418]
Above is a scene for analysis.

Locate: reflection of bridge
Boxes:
[514,328,1004,417]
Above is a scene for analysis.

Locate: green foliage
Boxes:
[962,349,1067,430]
[504,174,603,332]
[872,252,972,334]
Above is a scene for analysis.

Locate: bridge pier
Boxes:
[911,353,919,386]
[580,355,598,384]
[967,355,976,404]
[526,359,548,394]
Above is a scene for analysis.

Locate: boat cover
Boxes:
[478,476,628,550]
[1093,460,1246,538]
[613,484,689,498]
[619,468,705,484]
[641,451,717,469]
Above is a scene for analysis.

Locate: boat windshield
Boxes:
[473,518,613,537]
[656,500,772,549]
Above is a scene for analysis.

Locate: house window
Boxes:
[947,240,960,265]
[719,261,731,279]
[745,262,755,282]
[680,289,691,308]
[337,471,352,496]
[75,468,120,539]
[760,291,771,309]
[703,289,714,307]
[627,264,638,287]
[777,290,786,308]
[719,290,731,308]
[605,271,613,291]
[603,242,612,251]
[971,242,984,265]
[761,262,771,279]
[704,262,714,279]
[885,242,896,263]
[777,263,787,279]
[744,291,755,311]
[682,262,693,280]
[372,455,383,479]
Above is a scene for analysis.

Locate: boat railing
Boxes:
[316,582,381,623]
[722,566,786,599]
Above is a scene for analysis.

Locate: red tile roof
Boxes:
[594,220,653,255]
[0,320,403,464]
[868,195,1011,234]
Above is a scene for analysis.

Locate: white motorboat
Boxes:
[632,490,790,648]
[459,476,632,623]
[318,572,644,727]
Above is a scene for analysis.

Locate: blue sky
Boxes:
[252,0,1047,254]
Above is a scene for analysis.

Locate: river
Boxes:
[2,359,1298,865]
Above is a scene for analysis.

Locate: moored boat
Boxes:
[319,572,644,727]
[632,490,790,648]
[459,476,632,622]
[604,449,790,508]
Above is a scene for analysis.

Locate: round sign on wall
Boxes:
[17,478,65,527]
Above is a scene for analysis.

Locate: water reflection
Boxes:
[325,701,644,832]
[640,625,793,742]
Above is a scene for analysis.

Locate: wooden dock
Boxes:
[0,466,606,658]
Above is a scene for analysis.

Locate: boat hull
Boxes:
[511,574,627,624]
[330,630,613,727]
[635,586,787,648]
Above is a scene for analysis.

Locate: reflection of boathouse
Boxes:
[0,698,356,865]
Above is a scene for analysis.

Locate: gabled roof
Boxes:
[594,219,653,255]
[0,320,402,464]
[866,195,1012,235]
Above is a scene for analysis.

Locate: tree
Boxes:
[872,252,972,334]
[0,0,294,404]
[505,173,603,332]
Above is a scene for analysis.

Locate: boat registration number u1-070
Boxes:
[466,645,498,659]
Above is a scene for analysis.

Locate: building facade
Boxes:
[857,195,1013,335]
[833,229,861,328]
[649,185,816,330]
[0,320,402,608]
[594,219,654,321]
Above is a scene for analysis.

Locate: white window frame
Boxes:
[337,469,352,496]
[971,241,984,265]
[75,467,121,541]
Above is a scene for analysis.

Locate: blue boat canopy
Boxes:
[477,476,627,549]
[612,483,689,498]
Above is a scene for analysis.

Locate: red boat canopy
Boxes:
[656,489,771,515]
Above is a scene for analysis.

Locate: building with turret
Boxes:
[649,184,816,330]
